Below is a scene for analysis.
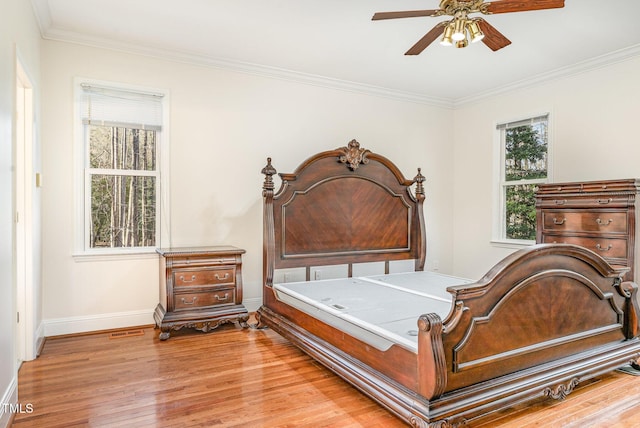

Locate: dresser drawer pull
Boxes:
[215,273,230,281]
[596,218,613,226]
[179,274,197,283]
[597,198,613,205]
[215,293,230,301]
[553,218,566,225]
[554,199,567,205]
[595,244,613,252]
[181,297,198,305]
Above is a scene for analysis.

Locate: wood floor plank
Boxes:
[12,322,640,427]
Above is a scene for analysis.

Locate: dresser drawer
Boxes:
[537,196,631,209]
[174,268,236,287]
[173,288,236,311]
[541,211,628,234]
[542,235,628,259]
[169,256,237,268]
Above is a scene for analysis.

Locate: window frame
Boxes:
[73,78,171,258]
[492,112,552,248]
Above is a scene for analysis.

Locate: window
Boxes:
[496,114,550,243]
[76,81,168,254]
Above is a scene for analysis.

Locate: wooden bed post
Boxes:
[413,168,426,271]
[621,282,640,369]
[261,158,277,290]
[618,280,640,340]
[417,313,447,400]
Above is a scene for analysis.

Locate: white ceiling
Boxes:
[31,0,640,107]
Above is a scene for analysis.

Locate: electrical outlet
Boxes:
[433,260,440,271]
[284,273,291,283]
[314,270,322,280]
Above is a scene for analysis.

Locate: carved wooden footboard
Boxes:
[416,243,640,426]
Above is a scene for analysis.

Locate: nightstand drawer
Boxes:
[170,256,237,268]
[541,211,627,234]
[174,288,236,310]
[174,268,236,287]
[542,235,628,259]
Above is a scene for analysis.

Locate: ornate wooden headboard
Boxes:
[261,140,426,286]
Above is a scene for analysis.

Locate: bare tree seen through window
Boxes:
[88,125,157,248]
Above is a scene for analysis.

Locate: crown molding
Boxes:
[30,0,52,37]
[453,43,640,107]
[37,25,455,109]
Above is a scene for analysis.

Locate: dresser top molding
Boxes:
[156,246,246,257]
[536,179,640,196]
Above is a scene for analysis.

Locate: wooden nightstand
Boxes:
[154,246,249,340]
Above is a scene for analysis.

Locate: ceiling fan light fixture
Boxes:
[373,0,565,55]
[440,24,454,46]
[468,20,485,43]
[451,17,466,41]
[455,38,468,49]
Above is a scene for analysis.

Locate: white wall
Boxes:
[39,20,640,340]
[0,0,41,426]
[40,40,455,335]
[451,56,640,280]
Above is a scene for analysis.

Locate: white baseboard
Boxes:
[42,300,264,338]
[34,321,45,357]
[43,309,155,337]
[0,376,17,428]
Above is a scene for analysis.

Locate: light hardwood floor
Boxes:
[11,320,640,427]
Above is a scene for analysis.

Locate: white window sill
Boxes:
[72,248,159,262]
[490,239,536,250]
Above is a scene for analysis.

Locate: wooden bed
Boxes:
[256,140,640,427]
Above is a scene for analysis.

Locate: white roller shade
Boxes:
[81,83,163,131]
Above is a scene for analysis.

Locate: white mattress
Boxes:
[272,271,472,352]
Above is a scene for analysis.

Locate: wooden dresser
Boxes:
[536,179,640,281]
[154,246,249,340]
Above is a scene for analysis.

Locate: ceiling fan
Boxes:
[372,0,565,55]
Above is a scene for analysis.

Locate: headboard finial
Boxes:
[262,157,277,192]
[414,168,426,197]
[338,139,370,171]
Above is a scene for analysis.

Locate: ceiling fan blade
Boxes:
[405,23,447,55]
[485,0,564,14]
[477,19,512,51]
[372,10,439,20]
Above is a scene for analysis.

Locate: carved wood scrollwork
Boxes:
[543,378,580,400]
[338,139,370,170]
[409,417,464,428]
[613,277,632,298]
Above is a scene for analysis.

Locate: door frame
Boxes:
[15,55,36,364]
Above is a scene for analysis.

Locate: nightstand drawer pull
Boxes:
[597,198,613,204]
[596,244,613,252]
[215,273,230,281]
[553,218,566,225]
[596,218,613,226]
[554,199,567,205]
[215,293,230,301]
[181,296,198,305]
[179,274,197,283]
